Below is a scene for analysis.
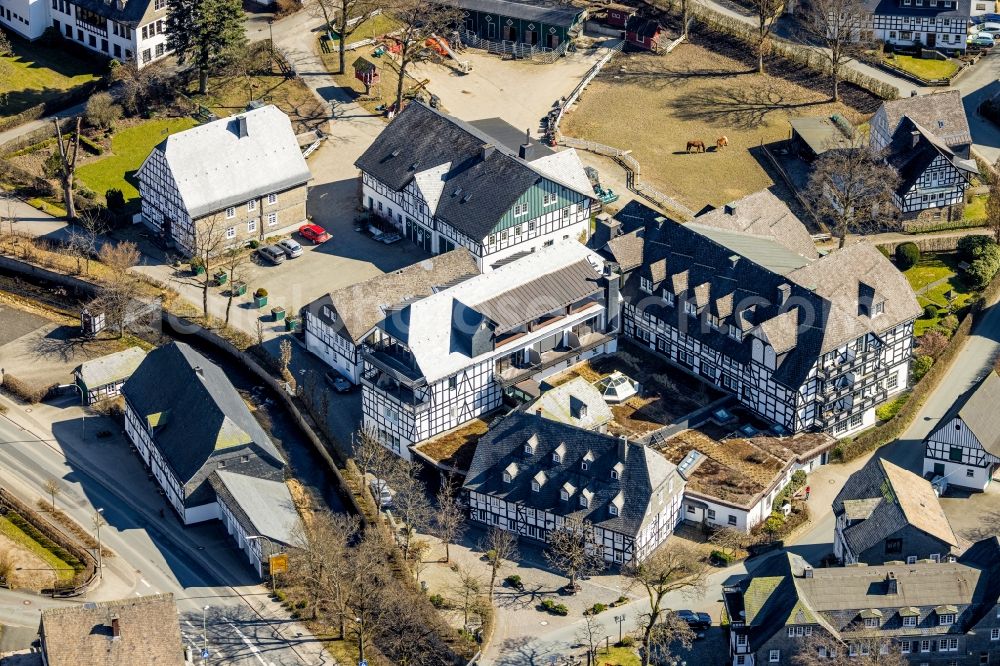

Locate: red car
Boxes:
[299,223,331,244]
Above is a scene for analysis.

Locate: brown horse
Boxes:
[686,139,706,153]
[716,135,729,149]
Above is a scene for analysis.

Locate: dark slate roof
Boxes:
[876,90,972,148]
[354,102,592,241]
[832,458,958,559]
[464,412,680,537]
[121,342,285,501]
[615,203,920,389]
[68,0,155,27]
[864,0,972,21]
[439,0,584,26]
[468,118,555,159]
[927,370,1000,457]
[885,117,975,196]
[693,190,819,260]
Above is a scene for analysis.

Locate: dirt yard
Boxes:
[561,42,867,212]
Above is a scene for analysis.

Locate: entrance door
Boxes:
[933,462,945,477]
[524,29,537,45]
[547,33,560,49]
[927,32,936,47]
[503,24,517,41]
[486,21,497,39]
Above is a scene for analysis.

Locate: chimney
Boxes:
[724,204,736,216]
[194,366,204,379]
[728,254,739,270]
[776,283,791,307]
[481,143,495,160]
[803,566,813,579]
[911,130,920,148]
[111,616,120,640]
[591,213,621,249]
[886,572,898,595]
[617,435,628,461]
[519,129,534,161]
[237,116,248,139]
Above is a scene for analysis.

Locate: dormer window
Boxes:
[503,471,512,482]
[611,469,620,480]
[873,300,884,316]
[640,277,653,294]
[612,462,624,480]
[580,495,589,508]
[728,325,742,341]
[524,443,533,454]
[552,452,562,463]
[664,291,675,305]
[684,301,697,316]
[609,504,619,516]
[553,443,566,464]
[531,480,541,492]
[581,461,589,471]
[560,489,569,501]
[939,613,955,626]
[503,462,517,483]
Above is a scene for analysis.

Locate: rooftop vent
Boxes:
[803,566,813,579]
[723,204,736,215]
[236,116,248,139]
[462,194,472,203]
[390,149,401,157]
[482,143,495,160]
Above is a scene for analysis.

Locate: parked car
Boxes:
[931,474,948,497]
[299,223,331,244]
[324,370,352,393]
[277,238,303,258]
[378,232,402,244]
[257,244,286,265]
[978,21,1000,33]
[969,33,995,47]
[369,478,395,510]
[675,609,712,630]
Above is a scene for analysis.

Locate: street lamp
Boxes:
[202,605,210,663]
[93,508,104,580]
[245,535,279,594]
[16,565,74,598]
[614,614,626,645]
[355,615,365,665]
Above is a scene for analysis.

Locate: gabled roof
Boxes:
[464,411,680,536]
[121,342,284,487]
[354,102,593,241]
[438,0,584,27]
[693,190,819,260]
[928,370,1000,457]
[304,249,479,344]
[139,105,311,219]
[75,347,147,390]
[884,117,976,196]
[528,376,613,430]
[876,90,972,148]
[833,458,958,559]
[209,471,302,547]
[64,0,157,28]
[378,240,605,383]
[41,594,183,666]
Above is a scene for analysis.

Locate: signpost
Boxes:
[269,553,289,575]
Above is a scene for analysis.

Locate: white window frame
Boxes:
[225,206,236,219]
[248,220,257,233]
[267,193,277,205]
[769,650,780,663]
[939,613,954,626]
[902,616,917,627]
[991,628,999,641]
[225,226,236,239]
[267,212,277,227]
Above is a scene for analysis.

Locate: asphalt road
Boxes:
[0,396,331,665]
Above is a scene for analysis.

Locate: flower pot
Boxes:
[232,281,247,297]
[214,271,228,286]
[271,307,286,321]
[285,317,300,332]
[192,265,205,276]
[254,295,268,308]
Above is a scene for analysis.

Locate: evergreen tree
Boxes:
[166,0,246,94]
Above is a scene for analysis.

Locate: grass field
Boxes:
[320,45,424,116]
[0,515,75,583]
[188,69,325,134]
[591,647,640,666]
[0,38,101,116]
[322,12,402,45]
[561,42,863,211]
[886,54,960,81]
[76,117,198,209]
[904,254,976,335]
[964,194,987,222]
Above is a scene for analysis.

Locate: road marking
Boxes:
[185,620,194,628]
[223,618,268,666]
[141,578,151,588]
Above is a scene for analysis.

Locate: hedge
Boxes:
[0,79,105,134]
[837,268,1000,462]
[5,511,84,574]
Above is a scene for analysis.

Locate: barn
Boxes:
[444,0,586,52]
[625,18,667,52]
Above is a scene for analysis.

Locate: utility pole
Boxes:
[93,508,104,579]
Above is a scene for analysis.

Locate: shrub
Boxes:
[895,242,921,270]
[965,257,999,288]
[0,374,48,404]
[875,392,910,421]
[85,92,122,130]
[255,288,268,298]
[78,135,103,155]
[248,240,259,249]
[916,330,949,358]
[429,594,445,608]
[939,315,960,333]
[588,603,607,615]
[504,574,522,588]
[711,549,735,565]
[912,354,934,382]
[957,234,995,261]
[552,603,569,616]
[105,188,125,211]
[923,304,939,319]
[618,635,636,648]
[540,599,555,611]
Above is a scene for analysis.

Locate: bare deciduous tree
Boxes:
[312,0,383,74]
[354,426,394,501]
[452,564,482,629]
[218,246,253,327]
[624,542,710,666]
[434,478,465,563]
[482,527,518,600]
[544,521,605,591]
[804,139,900,246]
[44,478,61,510]
[798,0,870,101]
[96,241,141,337]
[577,610,604,664]
[53,118,82,220]
[389,460,431,560]
[749,0,784,73]
[279,338,295,390]
[386,0,461,113]
[985,160,1000,244]
[190,213,233,319]
[793,627,910,666]
[708,527,746,560]
[291,510,360,624]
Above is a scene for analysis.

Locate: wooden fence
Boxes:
[458,29,568,63]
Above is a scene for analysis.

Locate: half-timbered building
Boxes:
[884,117,977,215]
[862,0,973,52]
[360,240,619,458]
[302,249,479,384]
[137,106,311,257]
[354,101,596,271]
[923,370,1000,491]
[870,91,971,152]
[834,458,959,565]
[464,411,685,564]
[593,194,921,439]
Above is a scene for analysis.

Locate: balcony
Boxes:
[361,344,425,387]
[497,332,613,388]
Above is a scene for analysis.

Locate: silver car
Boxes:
[258,244,286,265]
[277,238,303,258]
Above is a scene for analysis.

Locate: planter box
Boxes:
[286,317,300,332]
[214,271,228,286]
[271,307,286,321]
[192,265,205,276]
[232,281,247,297]
[254,295,268,308]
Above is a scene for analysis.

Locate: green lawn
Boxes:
[322,12,402,45]
[76,117,198,209]
[0,38,102,116]
[886,54,960,81]
[904,254,977,335]
[592,647,641,666]
[0,515,75,582]
[964,194,987,222]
